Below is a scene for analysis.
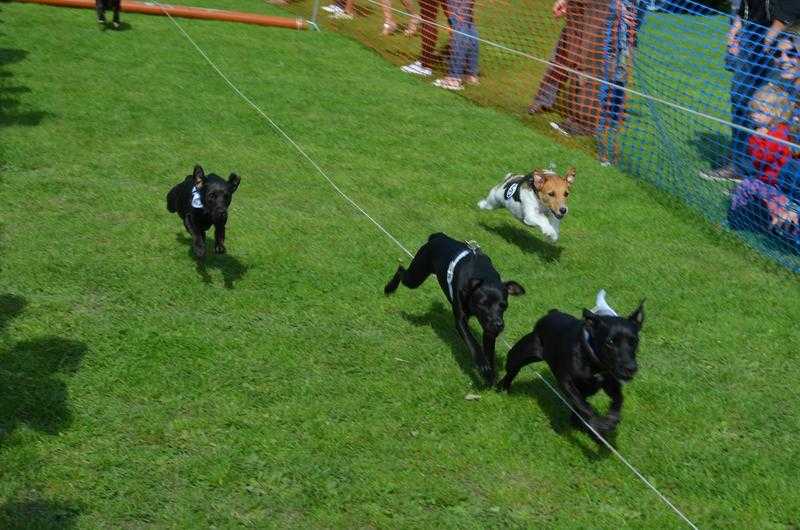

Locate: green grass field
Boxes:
[2,2,800,528]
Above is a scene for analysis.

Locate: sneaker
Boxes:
[321,4,344,13]
[549,121,571,137]
[330,11,353,19]
[401,61,432,77]
[699,165,742,182]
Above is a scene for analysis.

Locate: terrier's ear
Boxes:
[628,299,645,330]
[531,170,546,189]
[565,167,576,186]
[192,165,206,188]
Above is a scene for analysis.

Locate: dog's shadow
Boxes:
[506,377,615,460]
[175,233,248,289]
[479,222,562,263]
[400,301,487,389]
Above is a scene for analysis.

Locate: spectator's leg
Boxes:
[382,0,397,33]
[447,27,467,79]
[530,28,573,113]
[95,0,106,22]
[563,0,606,135]
[563,0,588,125]
[419,0,439,69]
[466,23,479,78]
[402,0,420,35]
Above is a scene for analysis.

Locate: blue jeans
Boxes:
[448,20,479,78]
[729,25,771,178]
[778,157,800,202]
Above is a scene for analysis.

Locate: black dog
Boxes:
[498,301,644,437]
[95,0,121,28]
[167,165,241,260]
[384,233,525,385]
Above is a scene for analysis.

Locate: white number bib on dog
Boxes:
[191,186,203,209]
[504,182,519,201]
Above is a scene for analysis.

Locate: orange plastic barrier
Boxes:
[16,0,307,29]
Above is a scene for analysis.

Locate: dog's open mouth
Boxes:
[551,209,566,220]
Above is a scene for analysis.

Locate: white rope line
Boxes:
[362,0,800,151]
[500,332,699,529]
[155,8,698,528]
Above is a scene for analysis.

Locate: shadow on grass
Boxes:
[0,336,88,443]
[0,294,25,335]
[0,499,80,529]
[175,232,248,289]
[0,294,88,445]
[400,300,488,389]
[479,221,562,262]
[505,375,614,460]
[98,21,133,32]
[0,47,49,129]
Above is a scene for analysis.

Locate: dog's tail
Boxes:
[166,186,178,213]
[591,289,618,317]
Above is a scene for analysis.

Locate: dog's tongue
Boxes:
[591,289,618,317]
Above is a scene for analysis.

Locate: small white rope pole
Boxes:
[155,8,699,527]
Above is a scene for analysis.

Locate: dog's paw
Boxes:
[214,244,226,255]
[495,376,511,392]
[543,229,558,241]
[194,245,207,260]
[478,365,496,386]
[589,416,617,436]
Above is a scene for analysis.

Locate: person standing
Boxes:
[401,0,452,76]
[700,0,800,181]
[528,0,633,137]
[432,0,479,90]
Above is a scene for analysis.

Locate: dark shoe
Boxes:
[528,100,552,114]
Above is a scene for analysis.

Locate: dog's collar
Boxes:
[191,186,203,209]
[446,249,473,302]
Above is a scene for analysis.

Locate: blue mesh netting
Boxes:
[595,0,800,272]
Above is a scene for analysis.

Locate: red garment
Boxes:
[748,123,791,185]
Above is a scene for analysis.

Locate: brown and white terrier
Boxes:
[478,168,575,241]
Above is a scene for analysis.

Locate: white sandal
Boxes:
[433,78,463,91]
